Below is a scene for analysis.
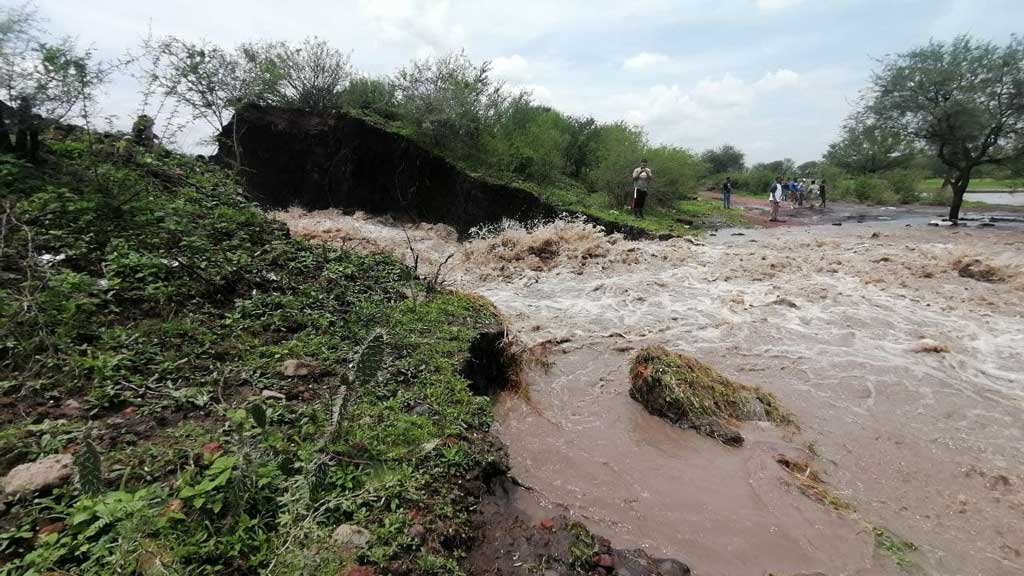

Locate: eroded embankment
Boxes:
[279,208,1024,576]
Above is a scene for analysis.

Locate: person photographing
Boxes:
[632,159,653,219]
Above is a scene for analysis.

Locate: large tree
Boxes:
[862,34,1024,221]
[700,144,745,174]
[824,115,916,174]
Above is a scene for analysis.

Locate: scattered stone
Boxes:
[928,220,953,227]
[57,399,84,417]
[200,442,223,456]
[280,359,320,377]
[37,521,65,538]
[594,553,615,568]
[344,567,376,576]
[870,231,881,239]
[978,222,995,228]
[911,339,951,354]
[164,498,185,515]
[693,419,745,447]
[120,405,138,417]
[831,222,842,226]
[1,454,75,496]
[682,237,706,247]
[331,524,372,553]
[769,297,799,309]
[731,232,746,236]
[411,404,432,417]
[540,518,556,530]
[406,524,426,542]
[260,389,287,400]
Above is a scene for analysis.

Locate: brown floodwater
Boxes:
[279,209,1024,576]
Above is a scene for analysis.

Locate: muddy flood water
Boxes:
[278,208,1024,576]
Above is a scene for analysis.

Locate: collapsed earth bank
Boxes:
[216,105,655,239]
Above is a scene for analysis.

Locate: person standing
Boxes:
[769,176,784,222]
[807,180,821,208]
[722,176,734,209]
[632,159,653,219]
[819,179,827,209]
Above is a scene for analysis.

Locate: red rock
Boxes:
[37,521,65,537]
[539,518,556,530]
[201,442,223,456]
[345,567,376,576]
[594,553,615,568]
[121,406,138,417]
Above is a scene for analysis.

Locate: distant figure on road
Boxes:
[722,176,734,209]
[807,180,821,207]
[819,179,828,209]
[769,176,784,222]
[632,159,653,219]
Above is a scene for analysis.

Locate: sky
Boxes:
[25,0,1024,163]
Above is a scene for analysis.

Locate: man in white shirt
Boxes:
[769,176,784,222]
[632,159,653,219]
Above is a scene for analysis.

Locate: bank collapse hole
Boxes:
[462,328,526,396]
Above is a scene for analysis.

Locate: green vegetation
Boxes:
[842,34,1024,220]
[920,177,1024,191]
[139,35,727,234]
[628,346,794,433]
[872,527,919,572]
[0,130,510,574]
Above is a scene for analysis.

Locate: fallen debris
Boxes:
[911,339,951,353]
[956,258,1007,283]
[629,346,794,447]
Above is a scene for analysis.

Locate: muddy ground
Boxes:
[278,207,1024,576]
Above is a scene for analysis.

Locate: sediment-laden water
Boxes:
[279,208,1024,576]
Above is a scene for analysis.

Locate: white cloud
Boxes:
[491,54,532,82]
[623,52,671,70]
[753,68,802,91]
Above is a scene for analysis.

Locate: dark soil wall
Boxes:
[216,105,560,233]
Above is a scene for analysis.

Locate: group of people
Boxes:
[629,159,828,223]
[767,176,827,221]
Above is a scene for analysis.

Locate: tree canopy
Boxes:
[700,144,746,175]
[862,34,1024,220]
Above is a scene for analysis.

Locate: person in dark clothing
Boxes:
[632,159,652,219]
[722,176,734,209]
[819,179,827,209]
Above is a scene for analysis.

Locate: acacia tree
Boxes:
[824,114,916,174]
[863,35,1024,221]
[700,144,745,175]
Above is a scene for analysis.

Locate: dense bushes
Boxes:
[0,133,506,574]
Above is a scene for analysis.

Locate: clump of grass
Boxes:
[872,526,919,571]
[775,454,854,513]
[629,346,795,444]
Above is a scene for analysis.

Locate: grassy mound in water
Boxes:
[0,132,512,575]
[629,346,794,446]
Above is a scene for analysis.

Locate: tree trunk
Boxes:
[948,169,972,222]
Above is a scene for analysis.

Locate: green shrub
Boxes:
[882,169,923,204]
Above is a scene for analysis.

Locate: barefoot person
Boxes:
[769,176,784,222]
[722,176,734,209]
[632,159,653,219]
